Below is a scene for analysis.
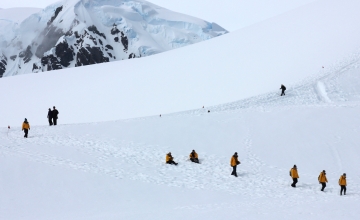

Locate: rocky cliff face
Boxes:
[0,0,227,77]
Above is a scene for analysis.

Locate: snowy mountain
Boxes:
[0,0,226,77]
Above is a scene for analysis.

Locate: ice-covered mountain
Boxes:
[0,0,226,77]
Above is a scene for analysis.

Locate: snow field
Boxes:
[1,57,360,218]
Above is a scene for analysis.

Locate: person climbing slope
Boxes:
[230,152,240,177]
[22,118,30,138]
[166,152,178,165]
[339,173,347,196]
[290,165,299,187]
[280,84,286,96]
[189,150,199,163]
[318,170,328,191]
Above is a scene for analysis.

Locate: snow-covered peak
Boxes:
[0,0,226,77]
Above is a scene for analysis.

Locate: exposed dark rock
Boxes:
[76,47,109,67]
[41,54,62,71]
[32,63,41,72]
[105,45,113,50]
[10,55,17,61]
[48,6,63,25]
[0,55,7,77]
[75,31,80,38]
[107,53,113,58]
[121,32,128,52]
[99,39,103,45]
[114,37,119,42]
[128,53,136,59]
[19,46,33,63]
[88,25,106,39]
[55,41,74,67]
[111,25,120,35]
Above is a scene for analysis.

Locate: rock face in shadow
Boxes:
[0,54,7,77]
[76,47,109,67]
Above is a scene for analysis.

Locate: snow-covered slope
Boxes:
[1,38,360,220]
[150,0,317,31]
[0,0,359,126]
[0,7,42,23]
[0,0,226,77]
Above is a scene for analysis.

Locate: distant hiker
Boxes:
[189,150,199,163]
[208,110,210,113]
[280,84,286,96]
[160,114,161,117]
[318,170,328,191]
[339,173,347,195]
[230,152,240,177]
[22,118,30,138]
[47,108,53,126]
[52,106,59,125]
[290,165,299,187]
[166,152,178,165]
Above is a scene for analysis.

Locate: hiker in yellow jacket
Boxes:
[318,170,328,191]
[189,150,199,163]
[166,152,178,165]
[22,118,30,138]
[230,152,240,177]
[290,165,299,187]
[339,173,347,196]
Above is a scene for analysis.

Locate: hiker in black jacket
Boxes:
[280,84,286,96]
[52,106,59,125]
[47,108,53,126]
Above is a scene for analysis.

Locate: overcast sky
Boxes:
[1,0,316,31]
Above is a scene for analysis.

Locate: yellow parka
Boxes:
[22,122,30,130]
[339,175,347,186]
[290,168,299,178]
[166,154,173,163]
[189,152,198,159]
[230,156,239,167]
[318,172,328,183]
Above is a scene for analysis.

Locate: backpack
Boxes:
[289,170,292,176]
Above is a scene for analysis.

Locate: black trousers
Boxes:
[291,178,298,187]
[340,186,347,195]
[321,182,326,191]
[166,160,178,165]
[190,158,199,163]
[24,129,28,138]
[281,90,285,96]
[231,165,237,177]
[52,117,57,125]
[48,117,53,126]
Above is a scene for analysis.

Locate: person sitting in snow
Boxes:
[280,84,286,96]
[189,150,199,163]
[22,118,30,138]
[230,152,240,177]
[290,165,299,187]
[166,152,178,165]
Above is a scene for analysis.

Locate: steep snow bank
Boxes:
[150,0,317,31]
[0,0,359,126]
